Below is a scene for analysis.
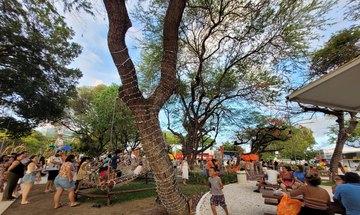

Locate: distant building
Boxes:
[320,147,360,169]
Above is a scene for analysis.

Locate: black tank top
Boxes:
[10,162,25,177]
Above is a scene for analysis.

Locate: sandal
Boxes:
[21,201,31,205]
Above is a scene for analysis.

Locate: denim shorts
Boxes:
[54,176,75,190]
[22,173,36,184]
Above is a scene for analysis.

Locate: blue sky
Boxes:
[62,1,357,150]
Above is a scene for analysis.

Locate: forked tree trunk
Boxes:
[329,113,358,181]
[103,0,188,214]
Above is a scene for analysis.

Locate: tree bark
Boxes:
[103,0,188,214]
[329,112,358,181]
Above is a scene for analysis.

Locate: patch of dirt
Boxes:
[3,184,166,215]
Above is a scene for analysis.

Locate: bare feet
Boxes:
[54,203,66,209]
[70,202,81,207]
[21,201,30,205]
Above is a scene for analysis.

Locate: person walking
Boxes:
[181,157,190,185]
[2,153,25,201]
[21,155,40,205]
[53,155,80,208]
[208,167,229,215]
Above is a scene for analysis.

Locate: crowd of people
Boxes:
[0,149,146,209]
[253,162,360,215]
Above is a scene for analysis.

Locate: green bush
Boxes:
[220,173,237,184]
[189,171,208,185]
[188,172,238,185]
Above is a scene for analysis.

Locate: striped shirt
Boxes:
[290,185,330,210]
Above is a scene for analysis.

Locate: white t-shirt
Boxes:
[47,156,62,170]
[265,169,279,185]
[133,165,143,175]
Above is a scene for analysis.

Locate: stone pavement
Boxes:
[196,181,277,215]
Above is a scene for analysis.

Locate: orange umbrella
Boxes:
[249,154,259,161]
[241,154,250,161]
[241,153,259,161]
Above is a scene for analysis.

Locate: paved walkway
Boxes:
[196,181,277,215]
[196,181,336,215]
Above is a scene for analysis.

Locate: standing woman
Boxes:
[181,157,190,185]
[75,157,91,192]
[53,155,80,208]
[21,155,40,205]
[45,151,62,192]
[0,155,10,192]
[2,153,24,201]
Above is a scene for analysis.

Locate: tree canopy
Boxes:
[272,126,316,160]
[328,120,360,148]
[235,111,292,154]
[0,0,82,137]
[134,0,335,162]
[62,85,139,156]
[310,27,360,77]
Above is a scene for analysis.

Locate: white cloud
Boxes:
[297,113,337,149]
[61,2,143,87]
[93,80,104,86]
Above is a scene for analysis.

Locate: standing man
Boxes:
[110,149,121,177]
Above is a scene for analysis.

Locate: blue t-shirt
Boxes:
[292,171,305,182]
[334,183,360,215]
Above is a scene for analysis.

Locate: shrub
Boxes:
[189,171,208,185]
[220,173,237,184]
[188,172,238,185]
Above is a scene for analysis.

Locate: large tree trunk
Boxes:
[104,0,188,214]
[329,112,358,181]
[134,105,188,214]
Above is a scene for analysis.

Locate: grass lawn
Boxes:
[78,180,209,205]
[321,181,335,186]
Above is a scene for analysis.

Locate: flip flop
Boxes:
[21,201,31,205]
[71,202,81,207]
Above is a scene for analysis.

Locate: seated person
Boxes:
[133,162,143,175]
[253,166,279,193]
[310,166,319,174]
[331,174,346,214]
[279,166,294,191]
[332,174,345,194]
[293,165,306,188]
[290,172,330,215]
[334,172,360,215]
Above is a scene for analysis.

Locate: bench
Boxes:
[264,198,279,206]
[262,190,345,215]
[256,182,280,190]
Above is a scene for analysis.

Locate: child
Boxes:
[208,167,229,215]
